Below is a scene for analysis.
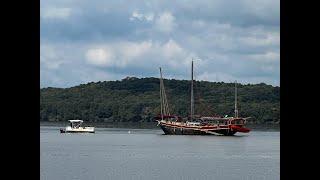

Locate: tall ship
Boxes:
[155,61,251,136]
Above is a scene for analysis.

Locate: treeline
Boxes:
[40,77,280,124]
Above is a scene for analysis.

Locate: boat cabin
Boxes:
[68,120,83,129]
[200,117,229,125]
[186,121,201,126]
[200,116,246,126]
[229,118,246,125]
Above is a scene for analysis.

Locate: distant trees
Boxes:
[40,77,280,124]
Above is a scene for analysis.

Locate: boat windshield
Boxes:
[70,122,82,128]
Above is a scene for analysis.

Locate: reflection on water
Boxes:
[41,126,279,180]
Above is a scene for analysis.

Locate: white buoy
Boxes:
[128,131,131,134]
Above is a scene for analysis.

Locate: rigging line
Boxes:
[160,68,169,117]
[234,80,238,118]
[193,66,215,117]
[162,84,167,115]
[161,79,167,115]
[195,81,213,116]
[160,80,163,117]
[160,79,165,115]
[163,81,170,115]
[160,71,170,116]
[159,68,163,117]
[190,60,194,120]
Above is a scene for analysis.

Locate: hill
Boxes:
[40,77,280,124]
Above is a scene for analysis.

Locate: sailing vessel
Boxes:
[155,61,251,136]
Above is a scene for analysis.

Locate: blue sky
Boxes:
[40,0,279,88]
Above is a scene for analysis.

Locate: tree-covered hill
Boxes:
[40,77,280,124]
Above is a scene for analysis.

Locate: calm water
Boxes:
[40,126,279,180]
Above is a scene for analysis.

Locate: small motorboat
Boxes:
[60,120,95,133]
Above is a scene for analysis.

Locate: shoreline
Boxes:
[40,121,280,131]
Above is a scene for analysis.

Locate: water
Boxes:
[41,126,280,180]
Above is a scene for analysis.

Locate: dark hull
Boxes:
[159,124,236,136]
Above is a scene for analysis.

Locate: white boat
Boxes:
[60,120,95,133]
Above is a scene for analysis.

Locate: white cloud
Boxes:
[192,20,206,28]
[40,45,65,69]
[243,0,279,20]
[85,48,114,66]
[85,41,152,68]
[162,39,184,58]
[130,11,154,22]
[41,7,71,19]
[145,13,154,21]
[41,0,279,87]
[130,11,143,21]
[240,32,279,47]
[155,12,176,32]
[83,39,191,69]
[249,51,279,63]
[121,41,152,59]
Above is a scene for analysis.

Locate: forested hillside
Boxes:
[40,77,280,124]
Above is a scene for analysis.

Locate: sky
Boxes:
[40,0,280,88]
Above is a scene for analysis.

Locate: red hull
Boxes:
[230,125,250,133]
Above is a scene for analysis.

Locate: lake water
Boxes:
[40,126,279,180]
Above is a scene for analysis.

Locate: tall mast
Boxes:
[159,67,163,120]
[190,60,194,121]
[159,67,170,120]
[234,80,238,118]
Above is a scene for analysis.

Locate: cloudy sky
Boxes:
[40,0,279,88]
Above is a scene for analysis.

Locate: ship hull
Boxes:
[159,123,237,136]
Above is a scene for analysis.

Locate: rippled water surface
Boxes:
[41,126,279,180]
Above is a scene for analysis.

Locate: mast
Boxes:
[190,60,194,121]
[159,67,163,120]
[234,80,238,118]
[159,67,170,120]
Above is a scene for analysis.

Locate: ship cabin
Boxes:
[200,117,246,126]
[200,117,229,125]
[186,121,201,126]
[229,118,246,126]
